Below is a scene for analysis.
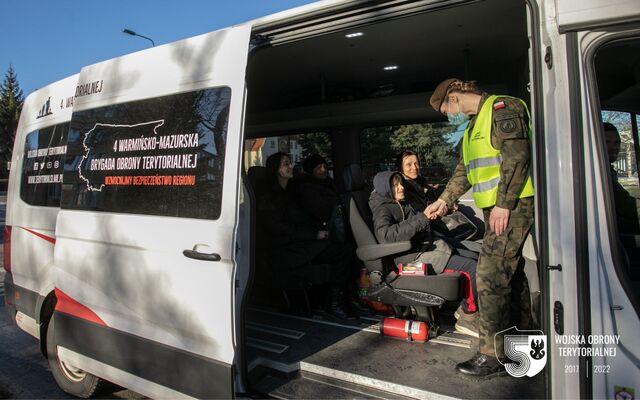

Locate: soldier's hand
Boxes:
[425,199,448,220]
[489,206,511,236]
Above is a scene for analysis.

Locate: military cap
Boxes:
[429,78,459,112]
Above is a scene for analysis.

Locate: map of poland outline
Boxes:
[78,120,165,192]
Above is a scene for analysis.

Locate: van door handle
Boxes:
[183,249,221,261]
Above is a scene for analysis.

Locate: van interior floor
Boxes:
[246,307,544,399]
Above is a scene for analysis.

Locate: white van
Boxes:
[4,0,639,398]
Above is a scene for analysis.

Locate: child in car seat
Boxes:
[369,171,479,336]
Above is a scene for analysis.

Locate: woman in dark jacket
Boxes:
[396,150,484,240]
[369,171,479,335]
[290,153,376,316]
[290,154,346,243]
[257,152,357,324]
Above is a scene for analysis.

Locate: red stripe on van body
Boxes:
[20,227,56,244]
[55,288,106,326]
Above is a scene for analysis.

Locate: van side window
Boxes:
[360,123,458,191]
[61,87,231,220]
[244,132,331,174]
[594,37,640,300]
[20,123,68,207]
[602,112,640,235]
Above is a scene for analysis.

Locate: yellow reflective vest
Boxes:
[462,95,535,208]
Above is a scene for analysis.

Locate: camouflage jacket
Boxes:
[440,93,532,210]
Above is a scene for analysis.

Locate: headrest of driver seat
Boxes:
[247,165,269,197]
[343,163,364,192]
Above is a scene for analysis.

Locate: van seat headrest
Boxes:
[343,163,364,192]
[247,165,269,197]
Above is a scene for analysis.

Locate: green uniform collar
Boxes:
[467,92,490,132]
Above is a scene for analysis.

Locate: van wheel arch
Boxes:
[46,314,103,398]
[39,292,57,357]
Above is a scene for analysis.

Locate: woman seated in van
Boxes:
[369,171,478,336]
[291,153,375,316]
[257,152,358,324]
[397,150,484,240]
[289,154,345,243]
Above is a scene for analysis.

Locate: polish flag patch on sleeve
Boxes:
[493,101,506,110]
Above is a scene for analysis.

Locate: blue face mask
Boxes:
[446,100,470,126]
[447,112,470,126]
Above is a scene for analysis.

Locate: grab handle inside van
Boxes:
[183,247,222,262]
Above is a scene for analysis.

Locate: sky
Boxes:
[0,0,320,97]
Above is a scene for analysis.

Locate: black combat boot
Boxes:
[348,298,376,317]
[324,288,360,325]
[346,281,376,317]
[456,352,506,377]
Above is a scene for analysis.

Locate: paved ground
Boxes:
[0,296,69,399]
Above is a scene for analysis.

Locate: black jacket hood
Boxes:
[368,171,432,247]
[372,171,402,200]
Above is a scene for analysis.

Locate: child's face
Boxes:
[393,180,405,201]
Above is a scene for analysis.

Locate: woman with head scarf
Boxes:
[396,150,442,212]
[397,150,484,240]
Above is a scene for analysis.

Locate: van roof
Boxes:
[250,0,359,29]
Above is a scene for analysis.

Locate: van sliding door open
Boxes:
[52,24,251,398]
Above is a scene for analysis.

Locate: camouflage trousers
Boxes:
[477,196,534,359]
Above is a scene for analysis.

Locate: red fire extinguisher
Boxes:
[380,317,428,343]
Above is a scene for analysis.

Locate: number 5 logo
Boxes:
[496,327,547,378]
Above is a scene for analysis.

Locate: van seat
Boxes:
[247,165,269,198]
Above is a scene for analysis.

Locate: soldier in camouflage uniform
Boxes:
[426,78,534,377]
